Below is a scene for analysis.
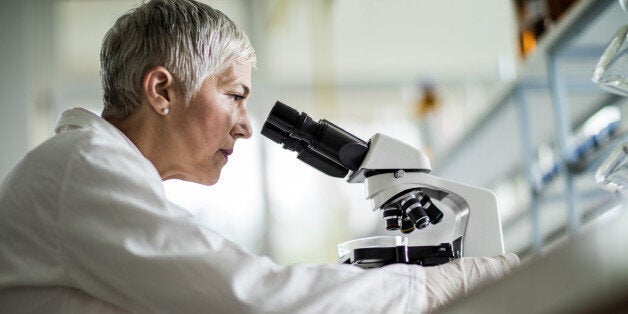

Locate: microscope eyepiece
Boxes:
[266,101,302,134]
[262,101,369,176]
[261,122,349,178]
[261,122,289,145]
[261,122,305,152]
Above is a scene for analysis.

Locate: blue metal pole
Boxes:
[546,53,579,235]
[514,86,543,252]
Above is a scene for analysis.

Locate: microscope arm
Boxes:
[430,175,505,257]
[350,133,505,257]
[363,172,505,257]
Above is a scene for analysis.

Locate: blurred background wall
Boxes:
[1,0,626,265]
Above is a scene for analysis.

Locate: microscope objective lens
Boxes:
[401,196,431,229]
[419,195,444,224]
[400,215,415,234]
[383,208,402,231]
[415,216,430,229]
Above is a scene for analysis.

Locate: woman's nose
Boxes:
[232,109,252,139]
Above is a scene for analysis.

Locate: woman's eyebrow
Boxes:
[235,83,250,97]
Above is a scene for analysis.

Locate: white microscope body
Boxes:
[348,134,505,257]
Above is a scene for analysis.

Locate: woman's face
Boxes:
[165,61,252,185]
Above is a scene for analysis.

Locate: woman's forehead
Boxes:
[214,62,251,88]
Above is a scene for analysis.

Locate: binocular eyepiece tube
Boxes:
[261,101,369,178]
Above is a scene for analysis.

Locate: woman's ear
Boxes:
[142,66,176,115]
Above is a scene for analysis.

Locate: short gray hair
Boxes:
[100,0,256,119]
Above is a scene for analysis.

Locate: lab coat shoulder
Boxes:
[58,126,168,214]
[48,128,223,310]
[0,127,87,208]
[0,131,81,290]
[0,128,118,287]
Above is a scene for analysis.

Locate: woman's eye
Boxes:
[230,94,244,101]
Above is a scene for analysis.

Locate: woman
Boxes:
[0,0,518,313]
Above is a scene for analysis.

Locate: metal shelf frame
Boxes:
[544,0,619,237]
[435,0,626,255]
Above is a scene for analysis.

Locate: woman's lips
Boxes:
[220,149,233,158]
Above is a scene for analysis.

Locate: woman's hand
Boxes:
[424,253,520,311]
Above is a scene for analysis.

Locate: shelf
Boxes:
[432,0,625,186]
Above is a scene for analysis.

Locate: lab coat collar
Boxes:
[55,107,143,157]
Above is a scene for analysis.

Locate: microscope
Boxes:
[262,101,505,268]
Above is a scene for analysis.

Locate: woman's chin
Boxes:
[196,171,221,186]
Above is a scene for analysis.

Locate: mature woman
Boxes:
[0,0,518,313]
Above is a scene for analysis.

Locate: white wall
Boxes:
[0,1,55,178]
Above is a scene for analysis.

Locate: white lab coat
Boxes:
[0,108,427,313]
